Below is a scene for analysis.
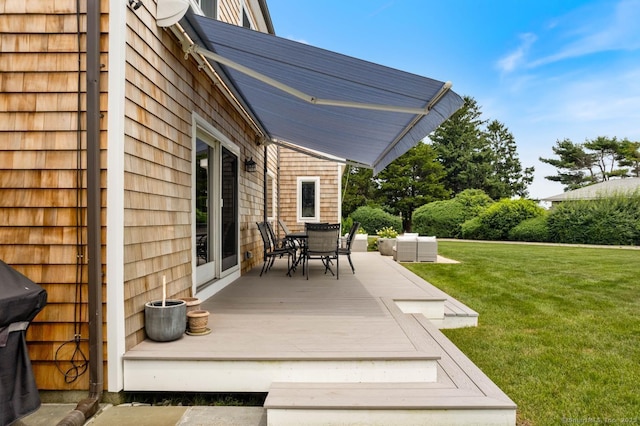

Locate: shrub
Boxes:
[460,217,483,239]
[508,215,550,242]
[547,193,640,245]
[454,189,494,215]
[341,216,354,235]
[412,199,464,237]
[412,189,494,237]
[376,226,399,238]
[467,198,546,240]
[349,206,402,235]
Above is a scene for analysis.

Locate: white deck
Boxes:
[123,252,514,425]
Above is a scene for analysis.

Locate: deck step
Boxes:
[394,298,445,319]
[123,354,440,392]
[381,256,479,329]
[441,302,479,328]
[265,382,516,426]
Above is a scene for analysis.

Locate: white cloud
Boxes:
[529,0,640,67]
[496,33,537,73]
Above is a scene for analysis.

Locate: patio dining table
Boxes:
[284,232,307,275]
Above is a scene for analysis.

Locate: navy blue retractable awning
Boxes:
[180,12,463,173]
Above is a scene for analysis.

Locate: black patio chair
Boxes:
[304,223,341,280]
[196,234,207,264]
[266,221,287,249]
[278,218,292,236]
[338,221,360,274]
[256,222,296,276]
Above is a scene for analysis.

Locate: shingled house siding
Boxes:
[0,0,106,390]
[117,0,268,354]
[0,0,267,391]
[278,148,342,234]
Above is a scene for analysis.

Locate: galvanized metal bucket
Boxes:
[144,299,186,342]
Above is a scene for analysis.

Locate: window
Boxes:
[297,177,320,222]
[242,8,251,28]
[200,0,217,19]
[266,172,275,221]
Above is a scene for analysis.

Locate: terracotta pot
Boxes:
[187,309,210,334]
[179,297,202,313]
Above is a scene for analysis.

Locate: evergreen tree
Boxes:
[430,96,533,199]
[430,96,491,194]
[485,120,534,198]
[583,136,627,180]
[341,165,376,219]
[540,136,634,191]
[619,139,640,177]
[376,142,449,230]
[539,138,596,190]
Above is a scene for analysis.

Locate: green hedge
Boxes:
[461,198,545,240]
[412,199,464,237]
[460,216,483,240]
[547,193,640,245]
[349,206,402,235]
[508,215,550,242]
[412,189,493,237]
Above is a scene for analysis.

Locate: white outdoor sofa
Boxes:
[393,234,437,262]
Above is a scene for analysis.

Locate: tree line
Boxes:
[342,96,534,230]
[342,95,639,231]
[539,137,640,191]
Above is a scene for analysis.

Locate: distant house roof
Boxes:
[543,178,640,202]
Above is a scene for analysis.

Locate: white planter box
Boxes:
[378,238,396,256]
[352,234,368,252]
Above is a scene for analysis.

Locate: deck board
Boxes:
[126,253,453,361]
[123,252,516,421]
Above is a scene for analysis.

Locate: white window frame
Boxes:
[297,176,320,223]
[266,170,276,222]
[191,113,241,300]
[241,0,254,28]
[199,0,217,19]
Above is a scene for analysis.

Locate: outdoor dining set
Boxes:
[256,220,361,279]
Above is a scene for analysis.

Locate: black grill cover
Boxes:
[0,260,47,426]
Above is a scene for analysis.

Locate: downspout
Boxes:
[85,0,104,405]
[57,0,103,423]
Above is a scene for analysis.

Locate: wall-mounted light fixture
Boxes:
[244,157,257,173]
[128,0,143,10]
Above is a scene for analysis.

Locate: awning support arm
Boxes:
[188,43,449,116]
[372,81,452,168]
[270,138,371,169]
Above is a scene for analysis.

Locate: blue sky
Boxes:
[266,0,640,199]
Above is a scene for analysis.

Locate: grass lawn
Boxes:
[404,241,640,426]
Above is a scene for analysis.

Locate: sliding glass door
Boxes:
[220,146,238,272]
[195,133,239,289]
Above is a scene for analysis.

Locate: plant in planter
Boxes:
[376,226,399,256]
[144,276,186,342]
